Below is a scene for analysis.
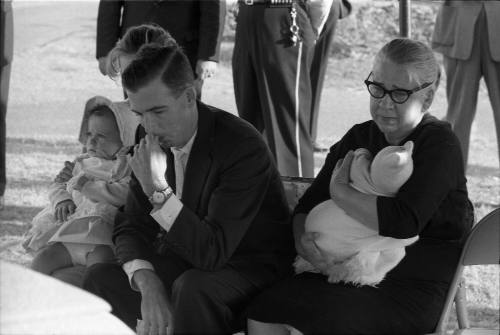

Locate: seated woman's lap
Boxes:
[247,272,448,334]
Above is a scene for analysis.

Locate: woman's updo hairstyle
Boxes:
[375,38,441,91]
[106,23,178,79]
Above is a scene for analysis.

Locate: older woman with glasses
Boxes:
[246,38,474,335]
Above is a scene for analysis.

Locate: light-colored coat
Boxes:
[432,0,500,61]
[294,141,418,286]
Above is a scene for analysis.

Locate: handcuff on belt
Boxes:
[239,0,302,46]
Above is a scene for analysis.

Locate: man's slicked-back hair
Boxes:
[122,43,195,96]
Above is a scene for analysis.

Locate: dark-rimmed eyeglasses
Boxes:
[364,72,434,104]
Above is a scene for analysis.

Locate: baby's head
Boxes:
[85,105,123,160]
[371,141,414,195]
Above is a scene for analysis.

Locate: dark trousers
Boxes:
[233,4,315,178]
[83,251,282,335]
[309,4,341,144]
[1,1,13,197]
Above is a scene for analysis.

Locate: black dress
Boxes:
[247,114,474,335]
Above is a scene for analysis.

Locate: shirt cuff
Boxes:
[122,259,155,291]
[150,194,183,232]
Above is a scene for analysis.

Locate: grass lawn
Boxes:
[1,1,498,332]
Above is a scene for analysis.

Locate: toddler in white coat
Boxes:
[23,97,139,274]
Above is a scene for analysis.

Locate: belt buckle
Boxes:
[245,0,254,5]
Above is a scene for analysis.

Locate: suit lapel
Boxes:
[182,102,214,212]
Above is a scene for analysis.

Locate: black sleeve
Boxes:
[377,127,464,238]
[112,173,160,264]
[96,0,123,59]
[197,0,226,62]
[294,127,355,215]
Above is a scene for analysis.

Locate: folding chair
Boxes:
[431,207,500,335]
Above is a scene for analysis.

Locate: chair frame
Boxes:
[432,207,500,334]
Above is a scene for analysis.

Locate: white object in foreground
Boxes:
[0,260,134,335]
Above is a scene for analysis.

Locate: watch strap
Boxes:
[148,186,174,205]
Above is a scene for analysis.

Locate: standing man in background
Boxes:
[432,0,500,168]
[0,0,14,210]
[96,0,226,97]
[310,0,351,151]
[233,0,349,178]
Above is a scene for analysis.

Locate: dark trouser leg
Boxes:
[239,5,315,177]
[232,9,265,133]
[82,251,192,330]
[309,5,339,144]
[83,263,142,330]
[171,264,280,335]
[247,273,448,335]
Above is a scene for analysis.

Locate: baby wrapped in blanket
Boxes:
[294,141,418,286]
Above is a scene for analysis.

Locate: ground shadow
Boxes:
[0,205,43,234]
[446,305,500,330]
[467,164,500,178]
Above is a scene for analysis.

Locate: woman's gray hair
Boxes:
[106,24,177,79]
[375,38,441,90]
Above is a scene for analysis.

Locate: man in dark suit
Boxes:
[96,0,225,95]
[83,44,294,335]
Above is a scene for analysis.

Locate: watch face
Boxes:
[152,191,166,204]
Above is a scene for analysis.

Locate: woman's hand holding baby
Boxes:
[128,134,169,197]
[330,151,354,201]
[54,199,76,222]
[294,213,329,272]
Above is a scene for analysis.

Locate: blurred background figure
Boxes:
[96,0,226,98]
[432,0,500,168]
[233,0,350,178]
[0,0,14,211]
[310,0,351,152]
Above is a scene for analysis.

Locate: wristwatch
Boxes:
[148,186,174,206]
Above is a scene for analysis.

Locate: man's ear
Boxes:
[185,86,197,105]
[422,88,435,112]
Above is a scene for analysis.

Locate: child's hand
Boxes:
[330,150,354,200]
[54,161,75,183]
[54,200,76,222]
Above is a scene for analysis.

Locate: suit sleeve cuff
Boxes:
[122,259,155,291]
[150,194,183,232]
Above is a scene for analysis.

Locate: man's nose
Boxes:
[141,114,154,131]
[88,135,97,145]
